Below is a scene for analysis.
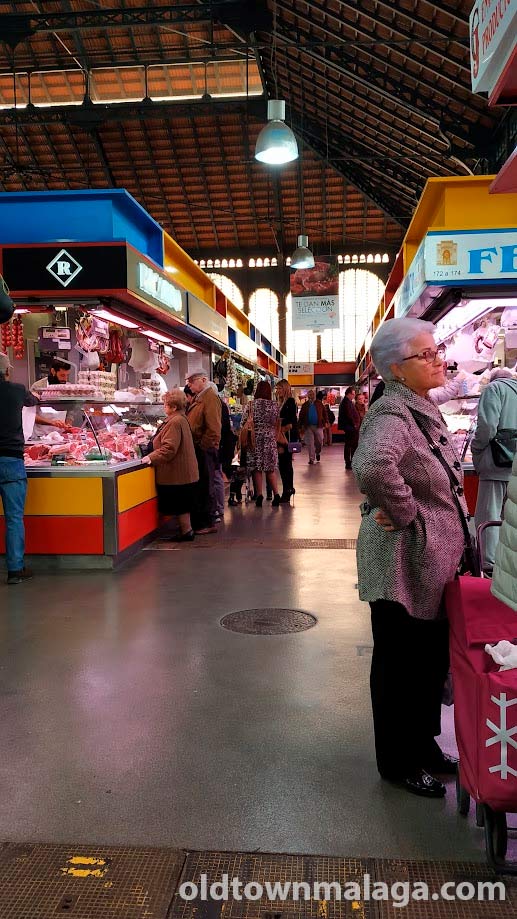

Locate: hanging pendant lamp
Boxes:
[255,100,299,165]
[291,234,315,270]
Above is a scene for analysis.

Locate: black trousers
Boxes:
[278,448,294,496]
[191,445,211,530]
[370,600,450,778]
[344,431,359,467]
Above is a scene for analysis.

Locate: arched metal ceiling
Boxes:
[0,1,511,262]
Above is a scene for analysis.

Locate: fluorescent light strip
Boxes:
[171,341,197,353]
[435,297,517,344]
[141,329,174,344]
[91,309,139,329]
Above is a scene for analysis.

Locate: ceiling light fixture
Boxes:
[291,234,315,269]
[255,100,298,165]
[290,132,314,269]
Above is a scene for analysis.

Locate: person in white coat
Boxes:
[471,368,517,571]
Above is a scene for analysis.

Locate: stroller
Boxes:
[228,446,253,506]
[445,522,517,873]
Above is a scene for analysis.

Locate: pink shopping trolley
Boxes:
[445,569,517,873]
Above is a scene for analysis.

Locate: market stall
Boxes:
[365,177,517,514]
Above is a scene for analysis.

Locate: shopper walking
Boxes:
[186,369,222,535]
[323,396,335,445]
[356,391,368,425]
[338,387,360,468]
[275,379,298,503]
[243,381,281,507]
[353,318,466,798]
[298,390,326,464]
[471,368,517,572]
[0,352,40,584]
[142,388,199,542]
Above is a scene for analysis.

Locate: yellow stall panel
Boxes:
[0,477,103,517]
[117,467,157,513]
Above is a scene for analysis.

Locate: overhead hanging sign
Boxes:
[470,0,517,94]
[290,258,340,332]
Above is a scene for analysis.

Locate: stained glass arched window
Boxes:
[249,289,279,348]
[208,273,244,311]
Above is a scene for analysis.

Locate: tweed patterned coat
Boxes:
[352,382,467,620]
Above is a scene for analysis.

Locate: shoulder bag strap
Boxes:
[408,408,472,550]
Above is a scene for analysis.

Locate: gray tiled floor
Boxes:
[0,446,486,860]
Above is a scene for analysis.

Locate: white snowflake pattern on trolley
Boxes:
[486,693,517,780]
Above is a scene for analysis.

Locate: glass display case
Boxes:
[19,399,165,568]
[25,399,165,469]
[441,396,480,469]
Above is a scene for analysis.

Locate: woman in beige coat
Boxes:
[142,388,199,541]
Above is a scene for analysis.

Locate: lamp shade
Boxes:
[291,235,315,269]
[255,99,299,165]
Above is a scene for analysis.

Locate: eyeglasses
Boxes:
[402,346,446,364]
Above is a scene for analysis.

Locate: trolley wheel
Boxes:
[456,773,470,817]
[483,805,508,867]
[476,803,485,828]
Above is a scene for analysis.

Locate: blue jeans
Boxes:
[0,457,28,572]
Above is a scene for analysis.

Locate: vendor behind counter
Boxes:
[31,358,72,392]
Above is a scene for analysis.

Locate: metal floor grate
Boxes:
[0,845,514,918]
[145,538,357,551]
[170,851,517,919]
[0,843,184,919]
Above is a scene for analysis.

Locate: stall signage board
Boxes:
[425,228,517,282]
[290,258,340,331]
[288,362,314,374]
[126,248,187,322]
[395,228,517,317]
[2,244,128,294]
[395,239,427,317]
[188,293,227,344]
[470,0,517,93]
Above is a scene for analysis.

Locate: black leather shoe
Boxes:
[423,752,458,775]
[382,769,446,798]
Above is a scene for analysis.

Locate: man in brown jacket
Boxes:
[186,370,222,534]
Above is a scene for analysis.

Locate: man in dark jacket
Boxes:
[0,352,39,584]
[299,390,327,464]
[338,386,360,469]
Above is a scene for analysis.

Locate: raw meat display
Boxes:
[24,424,152,467]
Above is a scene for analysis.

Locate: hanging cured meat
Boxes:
[105,328,125,364]
[13,316,24,359]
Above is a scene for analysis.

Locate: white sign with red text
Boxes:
[470,0,517,93]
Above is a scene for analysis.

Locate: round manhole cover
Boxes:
[220,608,317,635]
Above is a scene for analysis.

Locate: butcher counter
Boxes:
[0,460,158,570]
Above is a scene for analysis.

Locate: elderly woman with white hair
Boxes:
[142,388,199,541]
[352,318,469,799]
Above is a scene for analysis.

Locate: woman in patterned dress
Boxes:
[352,318,466,800]
[243,380,281,507]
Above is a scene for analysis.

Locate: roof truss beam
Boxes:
[0,3,270,46]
